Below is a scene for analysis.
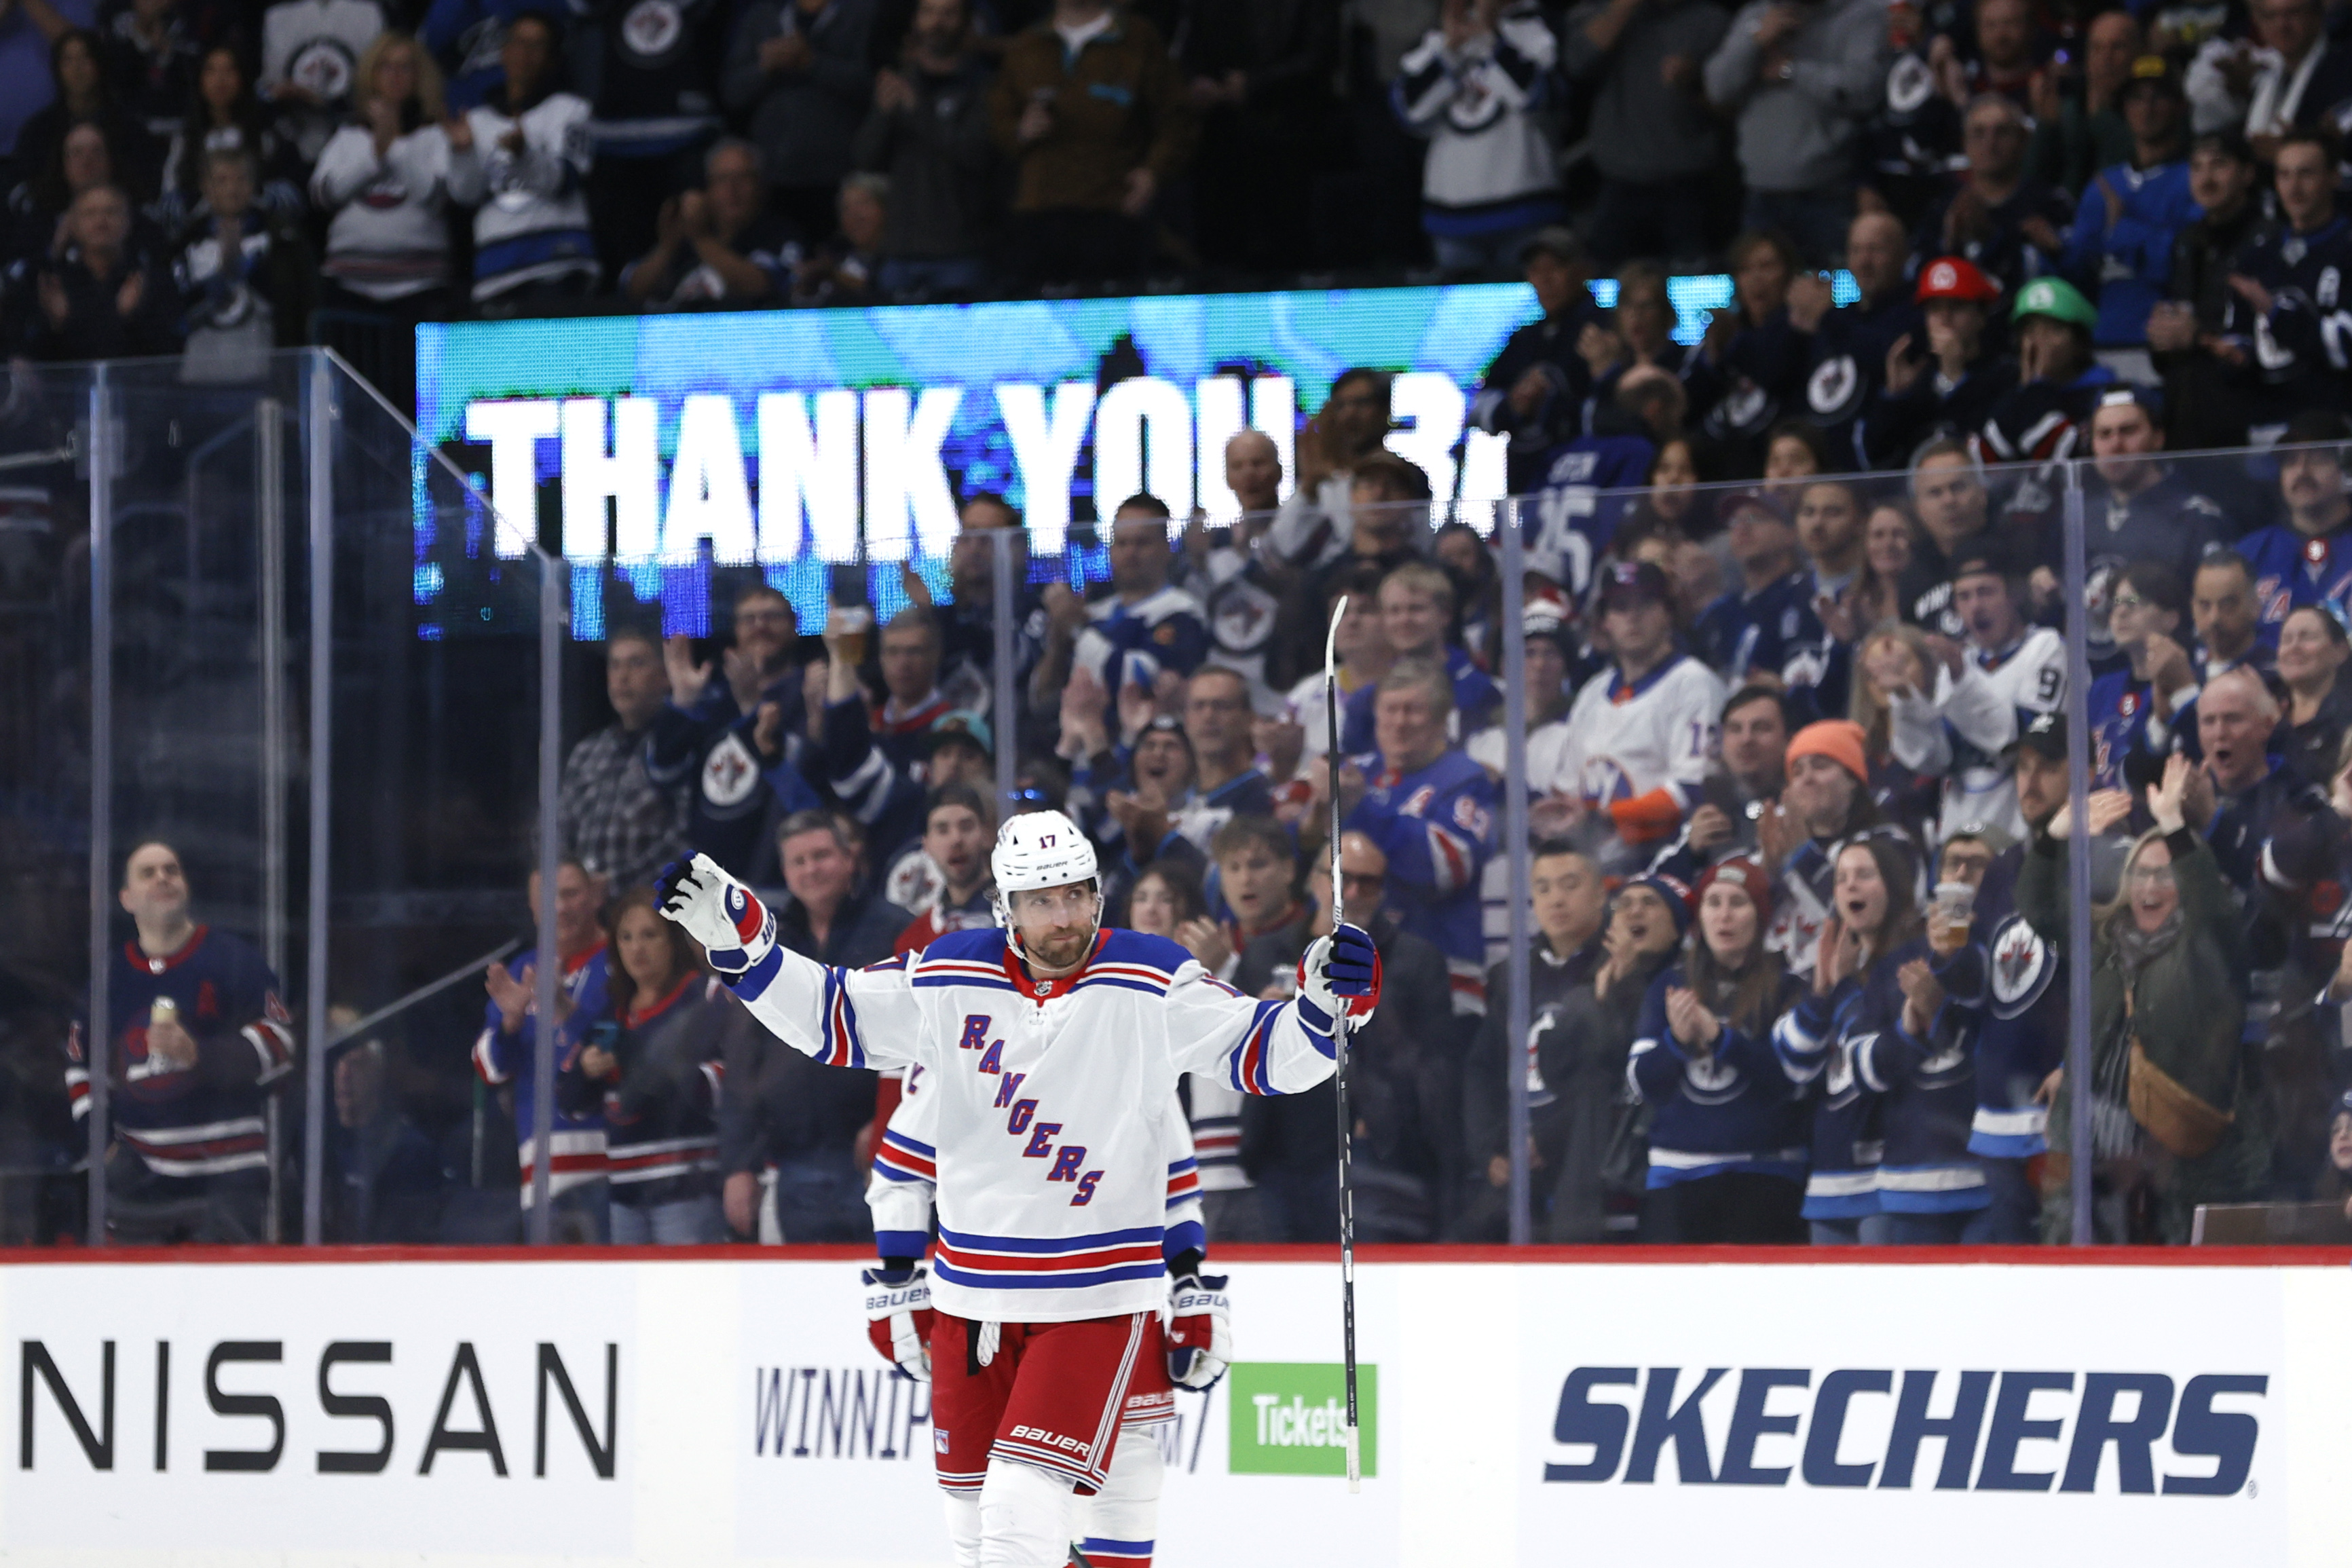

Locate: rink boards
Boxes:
[0,1245,2343,1566]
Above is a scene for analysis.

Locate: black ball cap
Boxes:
[2005,710,2067,761]
[1945,534,2009,586]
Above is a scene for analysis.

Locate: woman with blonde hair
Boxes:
[310,33,455,314]
[2021,755,2272,1243]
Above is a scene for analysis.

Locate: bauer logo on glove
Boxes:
[862,1265,935,1382]
[1165,1272,1231,1390]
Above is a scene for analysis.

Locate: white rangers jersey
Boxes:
[869,1063,1207,1287]
[729,925,1334,1323]
[868,1066,1203,1433]
[1557,654,1727,834]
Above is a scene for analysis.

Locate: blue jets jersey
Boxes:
[1072,584,1210,718]
[1524,434,1654,594]
[69,926,295,1180]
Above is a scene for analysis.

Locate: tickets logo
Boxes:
[1227,1363,1378,1478]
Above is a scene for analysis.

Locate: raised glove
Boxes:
[862,1264,934,1381]
[1299,921,1381,1027]
[656,853,773,975]
[1165,1272,1231,1390]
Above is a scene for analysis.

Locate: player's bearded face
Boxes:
[1012,881,1099,971]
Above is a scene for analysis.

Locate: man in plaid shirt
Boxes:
[559,630,690,892]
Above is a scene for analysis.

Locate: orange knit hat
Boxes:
[1786,719,1869,783]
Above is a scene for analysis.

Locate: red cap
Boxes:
[1694,854,1774,918]
[1916,256,2000,304]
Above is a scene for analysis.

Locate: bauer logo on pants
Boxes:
[1225,1364,1377,1478]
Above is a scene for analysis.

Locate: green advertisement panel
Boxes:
[1227,1363,1379,1478]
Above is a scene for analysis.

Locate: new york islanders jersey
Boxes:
[1557,653,1726,846]
[68,927,295,1180]
[726,925,1337,1322]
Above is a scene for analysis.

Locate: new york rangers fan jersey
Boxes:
[1343,748,1496,1013]
[725,925,1337,1322]
[1557,653,1726,843]
[2237,523,2352,631]
[473,941,612,1205]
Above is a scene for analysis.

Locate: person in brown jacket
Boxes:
[986,0,1197,284]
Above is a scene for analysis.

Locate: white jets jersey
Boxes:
[1894,629,2066,844]
[1558,654,1726,816]
[730,925,1334,1324]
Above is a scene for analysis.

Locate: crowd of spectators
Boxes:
[6,0,2352,388]
[42,0,2352,1249]
[68,380,2352,1250]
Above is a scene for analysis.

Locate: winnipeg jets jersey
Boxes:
[1890,630,2066,842]
[728,925,1335,1322]
[1557,654,1725,821]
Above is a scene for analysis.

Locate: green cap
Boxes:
[2011,276,2097,329]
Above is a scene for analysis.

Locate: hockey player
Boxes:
[1554,560,1727,874]
[861,1060,1202,1568]
[69,840,297,1242]
[655,813,1377,1568]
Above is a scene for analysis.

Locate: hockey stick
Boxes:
[1322,596,1362,1494]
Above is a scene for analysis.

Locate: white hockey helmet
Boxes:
[990,811,1102,956]
[991,810,1098,895]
